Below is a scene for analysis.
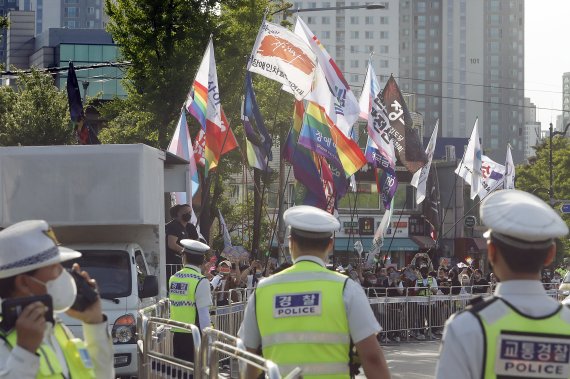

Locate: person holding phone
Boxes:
[0,220,114,379]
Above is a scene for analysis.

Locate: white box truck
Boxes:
[0,144,191,377]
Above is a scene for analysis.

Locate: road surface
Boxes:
[357,340,441,378]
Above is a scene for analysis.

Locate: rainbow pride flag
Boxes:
[299,101,366,177]
[186,38,237,174]
[284,101,327,209]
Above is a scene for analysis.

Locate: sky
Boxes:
[525,0,570,130]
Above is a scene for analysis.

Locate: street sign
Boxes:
[561,204,570,214]
[465,215,477,227]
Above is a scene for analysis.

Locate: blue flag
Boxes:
[243,72,272,171]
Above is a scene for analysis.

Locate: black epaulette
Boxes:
[460,296,499,317]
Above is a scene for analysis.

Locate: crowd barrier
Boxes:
[137,305,300,378]
[364,284,566,341]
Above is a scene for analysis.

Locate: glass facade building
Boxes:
[56,43,126,99]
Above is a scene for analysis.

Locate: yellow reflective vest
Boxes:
[169,266,204,332]
[255,260,351,378]
[415,276,435,296]
[1,322,96,378]
[470,297,570,379]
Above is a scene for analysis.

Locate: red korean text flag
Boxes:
[248,21,317,100]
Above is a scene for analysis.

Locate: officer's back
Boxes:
[239,205,391,379]
[436,190,570,379]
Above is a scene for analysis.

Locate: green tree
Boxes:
[103,0,295,249]
[104,0,219,148]
[516,137,570,262]
[0,70,73,146]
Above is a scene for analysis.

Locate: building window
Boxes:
[380,60,388,68]
[307,16,315,24]
[350,16,359,24]
[64,7,79,17]
[350,45,358,53]
[63,20,80,28]
[417,1,426,12]
[365,16,374,24]
[379,45,389,54]
[322,31,330,39]
[86,20,96,28]
[350,60,359,68]
[380,31,388,39]
[365,31,374,39]
[322,16,330,24]
[380,16,388,24]
[350,31,359,39]
[351,74,359,83]
[87,6,95,14]
[64,0,79,3]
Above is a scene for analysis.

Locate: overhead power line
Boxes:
[0,61,132,77]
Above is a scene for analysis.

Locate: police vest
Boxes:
[1,322,96,379]
[470,297,570,379]
[169,266,204,333]
[416,276,435,296]
[255,260,351,379]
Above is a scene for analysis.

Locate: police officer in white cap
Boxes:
[168,239,212,362]
[238,205,391,379]
[0,220,114,378]
[436,190,570,379]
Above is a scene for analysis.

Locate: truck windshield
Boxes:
[63,250,131,298]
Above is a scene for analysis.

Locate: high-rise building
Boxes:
[563,72,570,129]
[288,0,400,92]
[18,0,107,34]
[522,97,541,161]
[0,0,19,66]
[399,0,524,163]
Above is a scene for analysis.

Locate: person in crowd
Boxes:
[168,239,212,363]
[414,265,438,340]
[165,204,200,281]
[238,205,391,378]
[448,269,462,295]
[459,273,471,294]
[375,267,390,288]
[386,269,405,342]
[0,220,114,378]
[211,260,240,306]
[436,190,570,379]
[437,268,450,295]
[471,269,488,294]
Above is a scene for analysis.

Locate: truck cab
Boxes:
[59,242,159,376]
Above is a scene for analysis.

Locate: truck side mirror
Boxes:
[139,275,159,298]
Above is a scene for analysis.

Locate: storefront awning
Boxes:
[410,236,437,250]
[333,237,418,252]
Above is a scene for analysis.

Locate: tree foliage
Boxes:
[103,0,294,249]
[0,70,73,146]
[104,0,220,148]
[516,137,570,261]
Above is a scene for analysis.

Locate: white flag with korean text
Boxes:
[455,119,482,200]
[411,120,439,204]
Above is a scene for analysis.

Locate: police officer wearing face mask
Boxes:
[0,220,114,379]
[435,190,570,379]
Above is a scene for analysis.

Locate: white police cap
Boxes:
[180,239,210,255]
[283,205,340,239]
[480,189,569,249]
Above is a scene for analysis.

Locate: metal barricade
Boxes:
[199,327,301,379]
[138,317,201,379]
[166,264,183,279]
[211,289,248,336]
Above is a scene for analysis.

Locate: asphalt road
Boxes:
[357,340,441,378]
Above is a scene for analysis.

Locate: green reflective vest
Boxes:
[255,260,351,379]
[169,266,203,333]
[471,298,570,379]
[416,276,435,296]
[1,322,96,379]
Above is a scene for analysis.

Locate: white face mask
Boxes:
[29,270,77,313]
